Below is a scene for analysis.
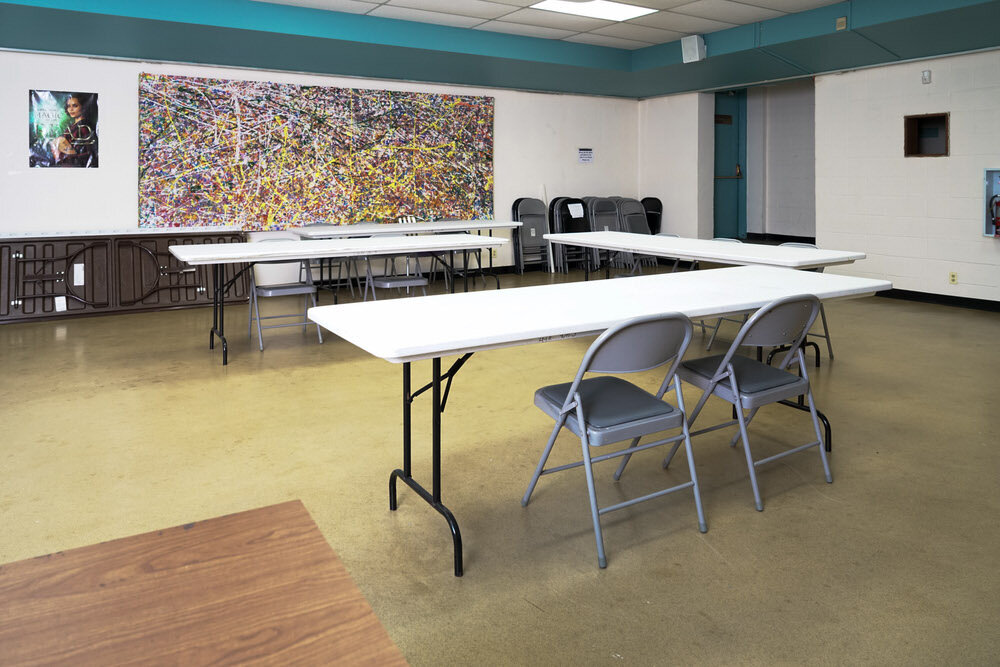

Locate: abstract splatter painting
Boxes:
[138,73,494,230]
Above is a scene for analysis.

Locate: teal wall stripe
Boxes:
[2,1,999,98]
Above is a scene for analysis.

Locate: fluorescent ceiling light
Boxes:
[531,0,656,22]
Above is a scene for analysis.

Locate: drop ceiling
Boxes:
[254,0,845,50]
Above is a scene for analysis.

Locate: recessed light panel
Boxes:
[531,0,657,22]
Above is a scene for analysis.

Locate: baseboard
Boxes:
[877,288,1000,312]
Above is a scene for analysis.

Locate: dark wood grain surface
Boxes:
[0,500,407,665]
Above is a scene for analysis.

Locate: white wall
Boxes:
[816,50,1000,300]
[0,50,640,268]
[747,79,816,237]
[637,92,714,238]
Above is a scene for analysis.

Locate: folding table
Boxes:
[169,233,506,364]
[544,231,865,275]
[308,266,892,576]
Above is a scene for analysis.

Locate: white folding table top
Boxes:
[544,231,864,270]
[309,265,891,363]
[169,233,506,265]
[293,220,522,239]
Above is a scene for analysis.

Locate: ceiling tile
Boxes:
[387,0,519,20]
[249,0,378,14]
[629,11,735,33]
[631,0,700,8]
[670,0,785,24]
[591,22,684,44]
[473,21,576,39]
[499,8,614,31]
[564,33,652,49]
[741,0,842,11]
[366,5,486,27]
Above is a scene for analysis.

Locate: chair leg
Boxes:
[521,416,566,506]
[612,436,641,481]
[705,318,724,350]
[819,303,834,360]
[806,388,832,483]
[253,289,265,352]
[310,292,323,344]
[733,403,764,511]
[576,405,607,569]
[664,386,713,469]
[675,379,707,532]
[729,407,760,447]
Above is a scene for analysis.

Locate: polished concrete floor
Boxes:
[2,268,998,665]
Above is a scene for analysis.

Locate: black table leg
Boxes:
[209,264,229,365]
[389,355,473,577]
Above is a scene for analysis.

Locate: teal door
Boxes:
[714,90,746,239]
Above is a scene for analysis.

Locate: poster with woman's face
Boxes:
[29,90,99,168]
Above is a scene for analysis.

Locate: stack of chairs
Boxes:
[511,198,550,273]
[548,197,591,273]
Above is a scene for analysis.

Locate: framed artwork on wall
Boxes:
[29,90,99,168]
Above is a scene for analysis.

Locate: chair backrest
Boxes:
[587,197,620,233]
[780,241,824,273]
[729,294,820,354]
[551,197,589,233]
[514,198,548,249]
[640,197,662,235]
[616,198,651,235]
[584,314,693,375]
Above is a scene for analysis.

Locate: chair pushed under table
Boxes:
[248,237,324,351]
[666,294,831,512]
[522,313,706,569]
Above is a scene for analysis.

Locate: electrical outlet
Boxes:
[949,272,958,285]
[491,248,498,259]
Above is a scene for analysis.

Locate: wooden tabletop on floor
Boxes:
[0,500,407,665]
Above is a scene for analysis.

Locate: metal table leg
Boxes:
[389,354,473,576]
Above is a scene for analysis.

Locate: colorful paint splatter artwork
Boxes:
[138,73,494,230]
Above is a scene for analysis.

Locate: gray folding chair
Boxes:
[247,237,323,351]
[522,313,706,569]
[704,237,749,350]
[779,242,835,361]
[667,295,831,511]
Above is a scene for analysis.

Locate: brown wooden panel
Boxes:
[0,501,407,666]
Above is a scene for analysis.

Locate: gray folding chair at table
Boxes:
[665,294,831,512]
[774,242,835,363]
[248,236,323,351]
[703,237,750,349]
[522,313,706,569]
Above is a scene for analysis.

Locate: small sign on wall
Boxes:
[578,148,594,164]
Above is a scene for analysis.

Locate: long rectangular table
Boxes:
[544,231,865,274]
[0,501,406,665]
[292,220,522,239]
[308,266,892,576]
[170,233,506,364]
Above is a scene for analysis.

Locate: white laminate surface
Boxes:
[293,220,522,239]
[544,232,865,270]
[168,234,506,265]
[309,266,891,363]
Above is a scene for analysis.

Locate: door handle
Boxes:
[716,164,742,179]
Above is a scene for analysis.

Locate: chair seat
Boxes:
[680,353,808,409]
[371,275,429,289]
[535,376,680,447]
[255,283,318,298]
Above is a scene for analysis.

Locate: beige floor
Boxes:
[2,268,998,665]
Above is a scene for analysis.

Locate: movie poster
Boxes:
[29,90,99,168]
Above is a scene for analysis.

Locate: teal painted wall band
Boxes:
[2,1,999,98]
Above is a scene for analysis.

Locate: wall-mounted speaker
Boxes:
[681,35,706,63]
